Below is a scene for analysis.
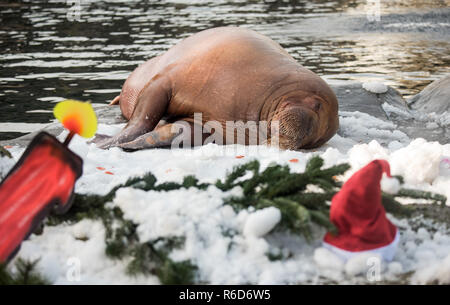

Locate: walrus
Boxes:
[93,27,339,151]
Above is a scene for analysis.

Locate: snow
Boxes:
[243,207,281,238]
[15,219,154,284]
[338,111,409,146]
[390,138,442,184]
[392,218,450,284]
[362,81,388,94]
[1,108,450,284]
[344,253,383,277]
[409,110,450,128]
[0,156,15,180]
[313,247,345,271]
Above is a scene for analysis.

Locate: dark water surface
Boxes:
[1,0,449,140]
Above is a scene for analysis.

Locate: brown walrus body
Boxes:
[95,27,339,150]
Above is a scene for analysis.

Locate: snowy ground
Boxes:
[1,108,450,284]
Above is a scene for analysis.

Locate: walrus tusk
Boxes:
[109,95,120,106]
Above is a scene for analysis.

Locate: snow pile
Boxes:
[390,138,442,184]
[362,81,388,94]
[1,109,450,284]
[394,219,450,284]
[338,111,409,146]
[16,219,154,284]
[114,187,306,284]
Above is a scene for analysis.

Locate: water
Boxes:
[1,0,449,140]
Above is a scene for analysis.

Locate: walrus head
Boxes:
[269,94,339,150]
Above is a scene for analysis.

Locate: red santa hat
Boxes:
[323,159,399,261]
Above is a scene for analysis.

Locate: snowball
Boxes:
[243,207,281,238]
[388,262,403,275]
[380,174,400,194]
[404,241,417,255]
[362,81,388,94]
[414,249,435,262]
[417,228,430,240]
[313,247,344,271]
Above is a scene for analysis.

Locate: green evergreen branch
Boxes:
[397,188,447,206]
[0,146,12,159]
[0,259,49,285]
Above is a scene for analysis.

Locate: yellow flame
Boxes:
[53,100,97,138]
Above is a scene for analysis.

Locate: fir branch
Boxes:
[0,146,12,159]
[381,193,413,217]
[126,237,196,284]
[0,259,49,285]
[215,160,260,191]
[287,192,334,210]
[310,210,338,235]
[397,188,447,206]
[305,155,324,173]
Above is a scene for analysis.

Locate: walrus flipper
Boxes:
[118,123,182,151]
[95,78,171,149]
[92,120,156,149]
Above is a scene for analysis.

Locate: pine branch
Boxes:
[0,259,49,285]
[126,237,196,284]
[397,188,447,206]
[0,146,12,159]
[381,193,412,216]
